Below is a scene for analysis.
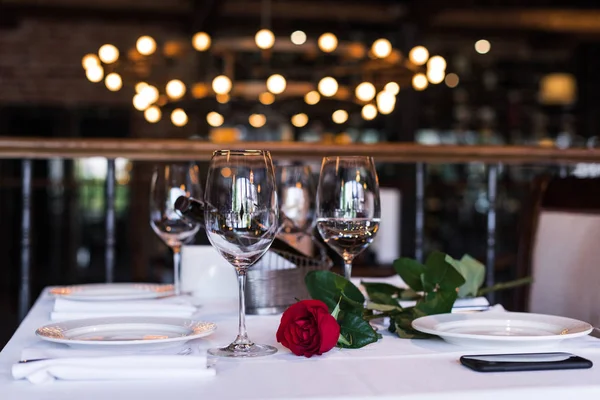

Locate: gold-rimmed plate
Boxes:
[36,317,217,349]
[49,283,174,301]
[412,312,592,349]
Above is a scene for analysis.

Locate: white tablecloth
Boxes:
[2,289,600,400]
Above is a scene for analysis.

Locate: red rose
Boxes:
[276,299,340,358]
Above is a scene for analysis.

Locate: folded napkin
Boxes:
[51,296,197,321]
[13,355,215,384]
[14,343,215,384]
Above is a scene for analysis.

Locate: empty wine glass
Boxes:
[150,163,202,295]
[277,164,316,236]
[316,156,381,279]
[204,150,279,357]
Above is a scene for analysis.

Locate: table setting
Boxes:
[3,150,600,400]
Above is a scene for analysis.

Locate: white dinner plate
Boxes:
[36,317,217,349]
[49,283,174,301]
[412,312,593,348]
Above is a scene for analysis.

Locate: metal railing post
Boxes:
[105,159,116,283]
[415,162,425,263]
[486,164,498,304]
[19,159,32,320]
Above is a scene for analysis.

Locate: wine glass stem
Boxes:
[172,246,182,296]
[234,271,251,345]
[344,261,352,280]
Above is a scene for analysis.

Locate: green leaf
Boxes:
[337,333,351,346]
[421,251,465,293]
[361,281,404,298]
[331,298,342,319]
[399,288,421,300]
[337,311,379,349]
[368,292,401,307]
[305,270,365,311]
[445,254,486,298]
[393,258,426,291]
[415,289,458,315]
[391,308,432,339]
[366,301,402,312]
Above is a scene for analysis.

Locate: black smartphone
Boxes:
[460,352,593,372]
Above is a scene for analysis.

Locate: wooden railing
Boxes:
[6,137,600,320]
[1,137,600,163]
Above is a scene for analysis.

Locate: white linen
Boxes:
[50,296,197,321]
[12,355,215,384]
[3,285,600,399]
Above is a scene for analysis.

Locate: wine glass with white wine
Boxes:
[204,150,279,358]
[316,156,381,279]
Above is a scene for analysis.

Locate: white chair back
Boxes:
[529,211,600,326]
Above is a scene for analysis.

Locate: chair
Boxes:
[516,176,600,326]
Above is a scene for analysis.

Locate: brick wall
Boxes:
[0,18,178,106]
[0,17,200,137]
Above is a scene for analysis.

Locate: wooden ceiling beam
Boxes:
[432,9,600,35]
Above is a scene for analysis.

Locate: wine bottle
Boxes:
[174,195,313,260]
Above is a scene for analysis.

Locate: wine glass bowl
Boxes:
[150,163,202,295]
[316,156,381,279]
[204,149,279,357]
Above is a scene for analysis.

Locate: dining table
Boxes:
[2,286,600,400]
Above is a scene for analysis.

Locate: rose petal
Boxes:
[316,309,340,353]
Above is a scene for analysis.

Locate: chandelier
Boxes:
[81,28,451,129]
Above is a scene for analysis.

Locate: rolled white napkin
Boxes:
[399,296,490,311]
[13,355,215,384]
[51,296,197,321]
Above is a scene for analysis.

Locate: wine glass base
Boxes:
[208,342,277,358]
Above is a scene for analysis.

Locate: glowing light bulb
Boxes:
[98,44,119,64]
[85,65,104,83]
[291,30,307,45]
[445,73,460,88]
[361,104,377,120]
[305,91,320,105]
[377,91,396,115]
[384,82,400,95]
[212,75,232,95]
[139,85,159,104]
[206,111,224,127]
[412,73,428,91]
[255,29,275,50]
[318,77,338,97]
[249,113,266,128]
[105,73,122,91]
[291,113,308,128]
[372,38,392,58]
[475,39,491,54]
[133,94,150,111]
[135,82,148,93]
[427,69,445,84]
[216,94,230,104]
[166,79,186,100]
[266,74,286,94]
[171,108,188,127]
[427,55,447,71]
[318,33,338,53]
[82,54,100,70]
[192,32,211,51]
[259,92,275,105]
[409,46,429,66]
[355,82,376,102]
[332,110,348,124]
[144,106,161,123]
[136,36,156,56]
